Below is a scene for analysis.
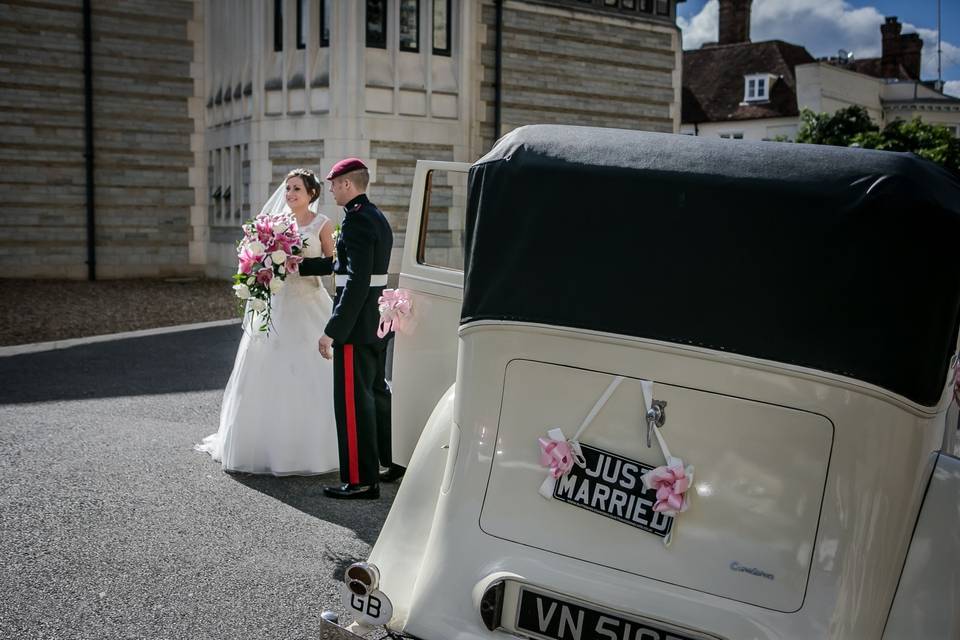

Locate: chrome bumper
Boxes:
[318,617,366,639]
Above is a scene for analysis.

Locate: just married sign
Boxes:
[551,442,674,538]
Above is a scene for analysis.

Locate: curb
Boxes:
[0,318,242,358]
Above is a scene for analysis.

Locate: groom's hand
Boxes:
[318,334,334,360]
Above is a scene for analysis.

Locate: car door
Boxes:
[390,160,470,464]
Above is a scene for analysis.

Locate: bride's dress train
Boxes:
[196,214,339,475]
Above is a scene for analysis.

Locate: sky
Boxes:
[676,0,960,97]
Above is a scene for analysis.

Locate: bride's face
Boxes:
[285,177,312,211]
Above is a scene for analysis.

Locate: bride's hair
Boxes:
[286,168,322,203]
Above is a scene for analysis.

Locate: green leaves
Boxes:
[796,105,960,175]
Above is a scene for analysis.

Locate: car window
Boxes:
[417,169,467,272]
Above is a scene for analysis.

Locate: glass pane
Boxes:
[656,0,669,15]
[320,0,331,46]
[432,0,450,55]
[622,0,637,9]
[273,0,283,52]
[639,0,653,11]
[757,78,766,96]
[296,0,307,49]
[400,0,419,52]
[366,0,387,48]
[604,0,619,6]
[418,169,468,271]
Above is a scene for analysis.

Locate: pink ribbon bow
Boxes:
[377,288,413,338]
[641,460,693,515]
[538,435,576,479]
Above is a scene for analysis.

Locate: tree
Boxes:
[796,105,960,175]
[796,105,877,146]
[853,118,960,174]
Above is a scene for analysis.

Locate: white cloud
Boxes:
[679,0,958,85]
[944,80,960,98]
[677,0,719,49]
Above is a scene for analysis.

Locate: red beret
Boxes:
[325,158,367,180]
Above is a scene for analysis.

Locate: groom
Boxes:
[298,158,399,499]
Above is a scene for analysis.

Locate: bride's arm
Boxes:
[319,219,335,258]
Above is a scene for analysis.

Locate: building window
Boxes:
[400,0,419,52]
[622,0,637,9]
[366,0,387,49]
[639,0,653,12]
[296,0,307,49]
[744,74,770,101]
[432,0,451,55]
[273,0,283,52]
[656,0,669,15]
[320,0,330,47]
[604,0,619,6]
[719,132,744,139]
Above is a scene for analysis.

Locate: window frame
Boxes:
[432,0,451,56]
[399,0,420,53]
[655,0,669,15]
[744,73,771,102]
[366,0,388,49]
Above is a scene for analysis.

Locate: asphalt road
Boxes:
[0,325,397,640]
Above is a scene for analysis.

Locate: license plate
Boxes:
[552,443,673,538]
[516,586,703,640]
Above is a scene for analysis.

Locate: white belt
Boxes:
[334,274,388,287]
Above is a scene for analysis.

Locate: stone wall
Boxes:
[368,140,455,259]
[476,0,678,152]
[0,0,200,279]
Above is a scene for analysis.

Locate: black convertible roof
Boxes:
[462,125,960,406]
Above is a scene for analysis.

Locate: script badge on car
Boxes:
[552,443,673,538]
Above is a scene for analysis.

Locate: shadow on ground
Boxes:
[0,325,240,404]
[231,471,399,552]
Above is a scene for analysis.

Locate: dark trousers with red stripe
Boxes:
[333,342,392,486]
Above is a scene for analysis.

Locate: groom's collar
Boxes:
[344,193,369,213]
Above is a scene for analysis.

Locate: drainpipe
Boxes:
[493,0,503,142]
[83,0,96,280]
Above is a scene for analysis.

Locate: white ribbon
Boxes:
[538,376,624,499]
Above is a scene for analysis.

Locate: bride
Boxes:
[196,168,339,475]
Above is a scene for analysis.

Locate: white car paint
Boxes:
[353,160,959,640]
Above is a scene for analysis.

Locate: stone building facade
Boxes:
[1,0,203,279]
[1,0,682,280]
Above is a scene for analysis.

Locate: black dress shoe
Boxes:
[379,464,406,483]
[323,483,380,500]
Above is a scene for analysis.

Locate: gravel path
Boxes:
[0,325,395,639]
[5,279,237,346]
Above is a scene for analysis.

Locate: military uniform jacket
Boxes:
[299,193,393,345]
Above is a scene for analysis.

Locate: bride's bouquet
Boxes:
[231,212,306,333]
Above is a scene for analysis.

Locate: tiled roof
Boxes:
[832,57,913,81]
[682,40,814,124]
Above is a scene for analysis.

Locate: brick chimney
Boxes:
[898,33,922,80]
[718,0,751,45]
[880,16,923,80]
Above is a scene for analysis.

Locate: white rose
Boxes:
[270,249,286,264]
[233,284,251,299]
[246,276,255,285]
[250,298,267,312]
[278,265,286,275]
[270,278,285,293]
[247,241,266,256]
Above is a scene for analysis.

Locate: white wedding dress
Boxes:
[196,214,339,475]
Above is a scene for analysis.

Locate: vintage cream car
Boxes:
[323,125,960,640]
